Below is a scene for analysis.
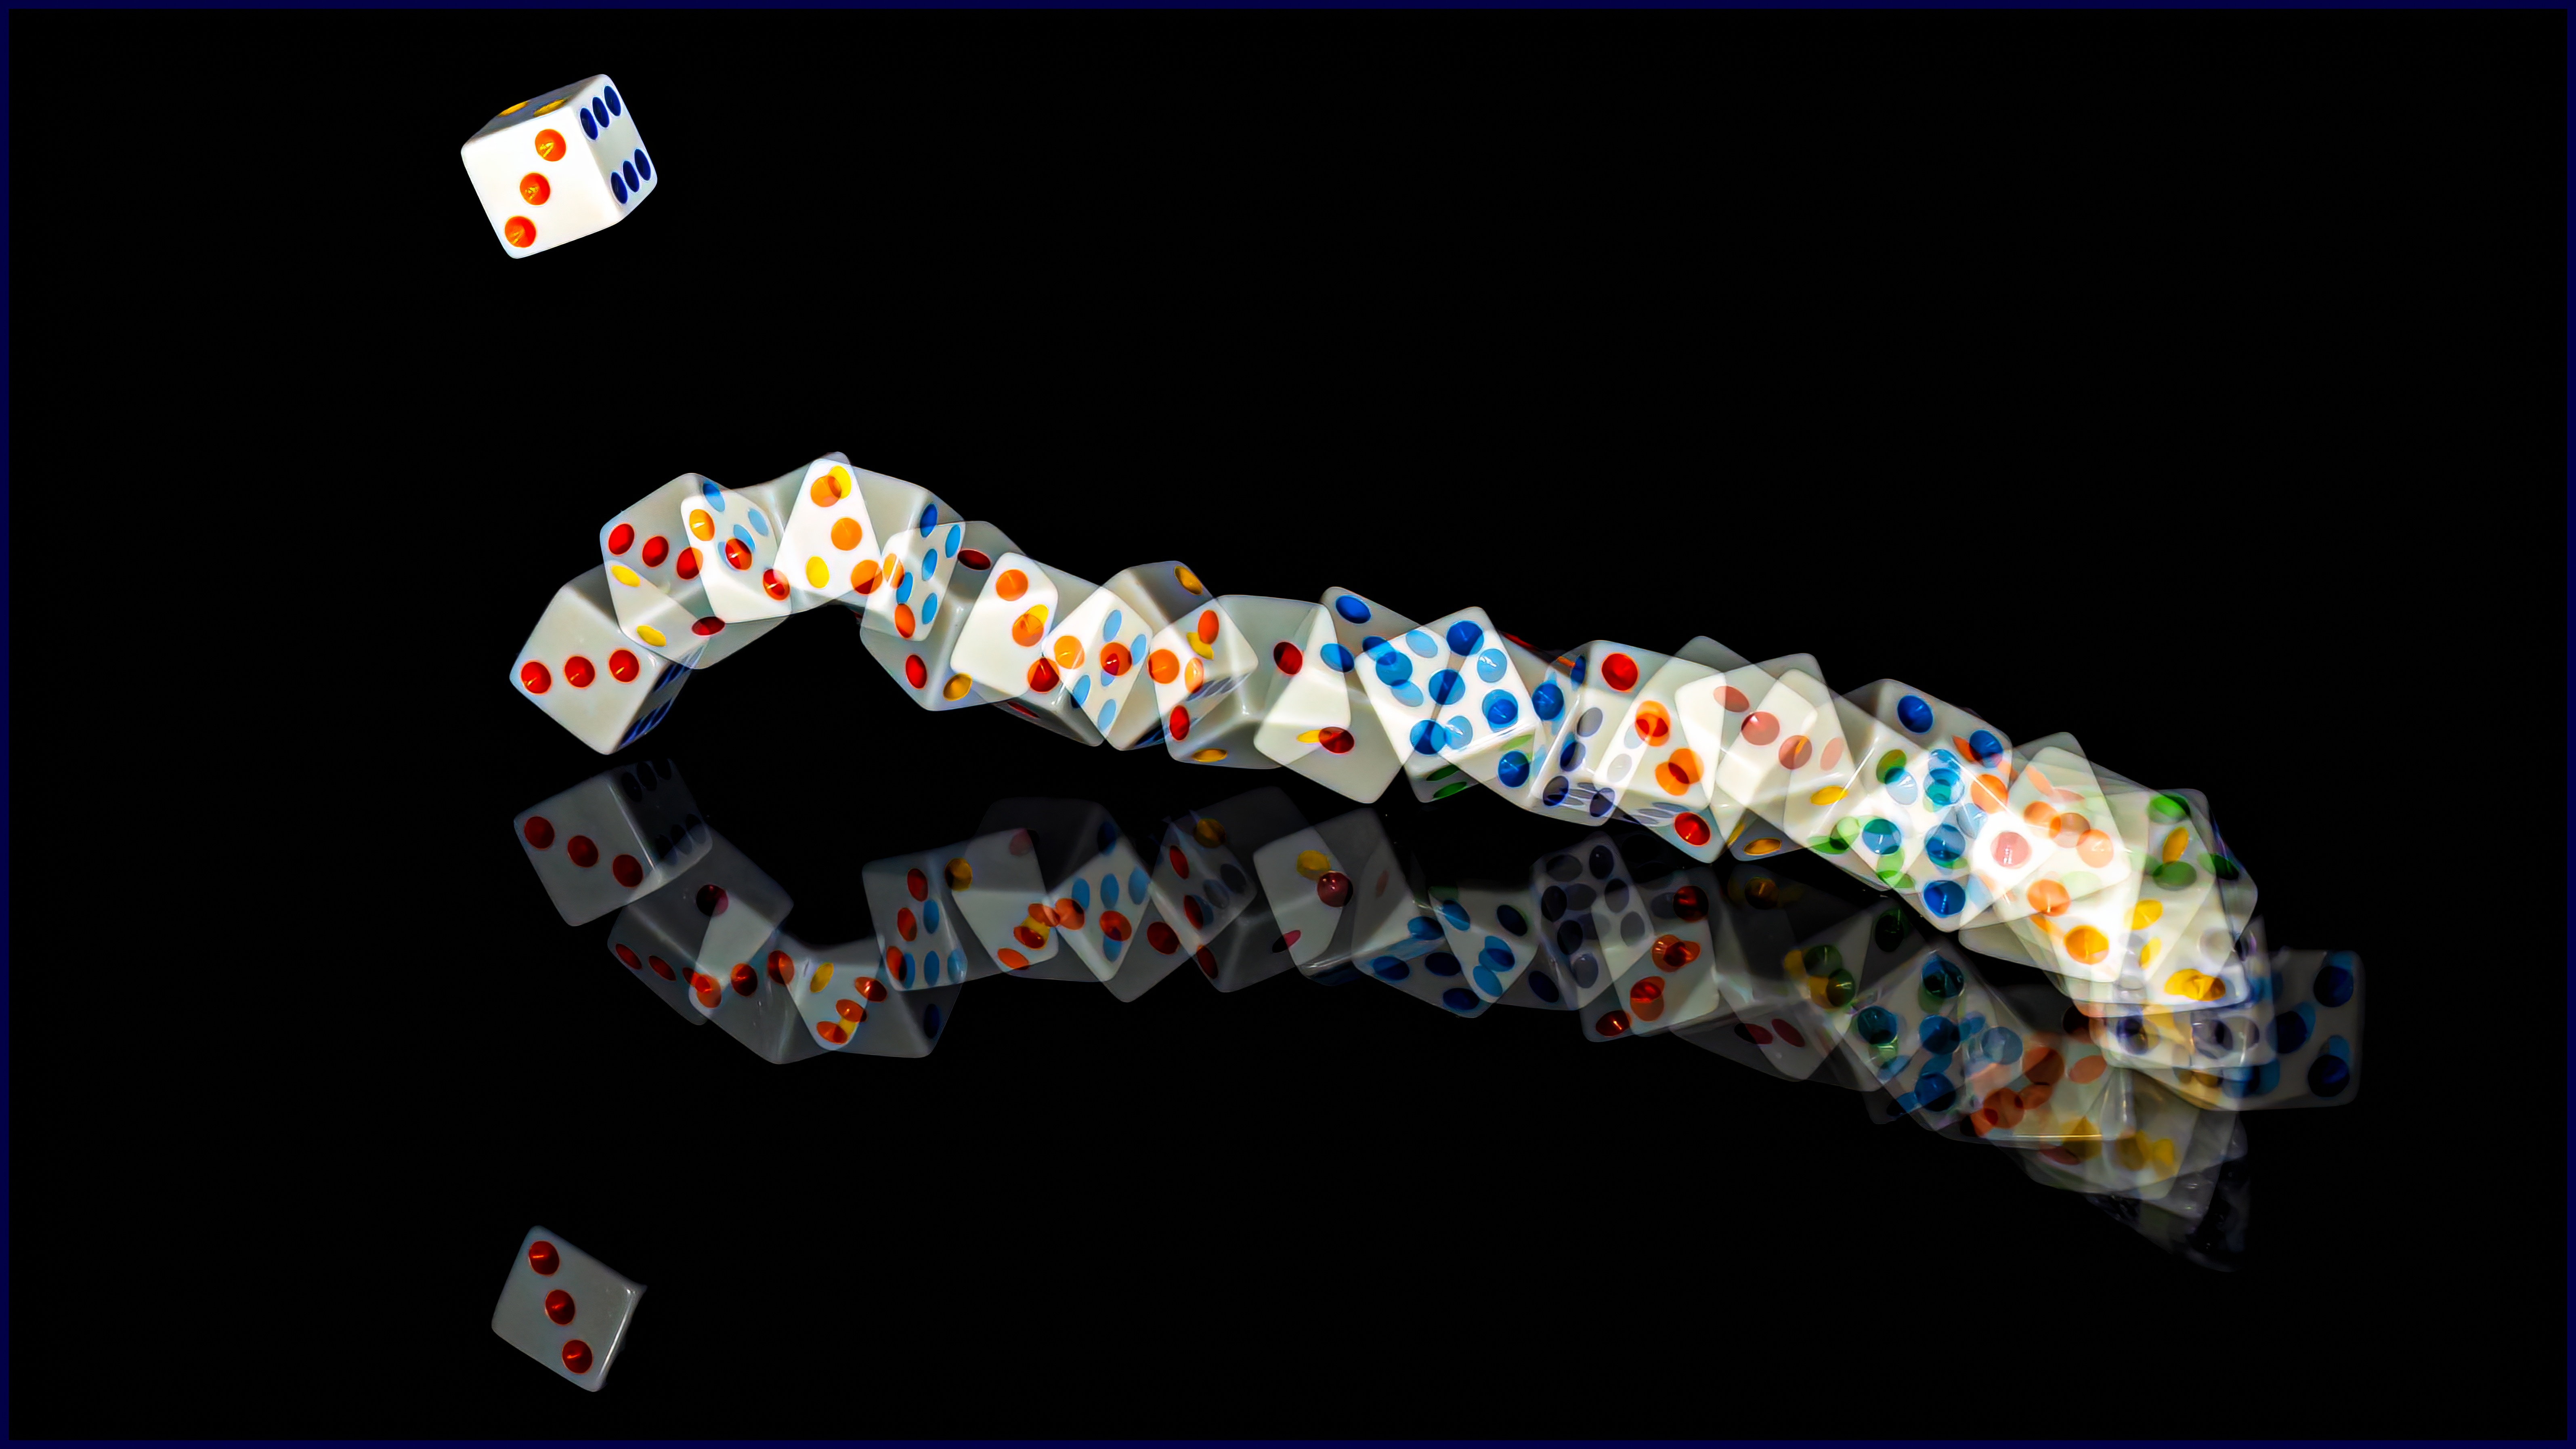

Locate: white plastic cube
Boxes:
[461,75,657,258]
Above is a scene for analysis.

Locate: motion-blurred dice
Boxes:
[461,74,657,258]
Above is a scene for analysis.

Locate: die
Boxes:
[679,473,797,625]
[621,830,813,1063]
[462,76,657,258]
[1806,680,2016,918]
[1092,561,1216,749]
[1009,803,1158,985]
[1143,596,1306,770]
[1317,586,1454,804]
[508,568,696,754]
[1952,733,2129,932]
[853,521,1022,712]
[2144,947,2361,1111]
[1252,807,1452,997]
[1586,860,1729,1043]
[1251,598,1408,803]
[861,849,992,990]
[1427,881,1567,1009]
[775,934,963,1055]
[2022,1072,2239,1202]
[1709,860,1904,1077]
[1953,983,2135,1150]
[598,474,789,670]
[512,759,709,925]
[772,456,884,613]
[964,799,1142,984]
[1185,892,1304,993]
[491,1227,645,1390]
[1102,898,1197,1001]
[1512,638,1700,828]
[1143,788,1307,954]
[603,901,710,1027]
[944,554,1111,748]
[942,827,1081,976]
[838,466,968,625]
[1404,607,1550,804]
[1530,831,1655,1016]
[1596,638,1750,862]
[1242,598,1365,783]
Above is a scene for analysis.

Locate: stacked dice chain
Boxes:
[510,451,2323,961]
[514,758,2362,1296]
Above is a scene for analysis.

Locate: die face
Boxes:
[604,903,710,1026]
[1338,849,1467,1014]
[492,1227,644,1392]
[1321,586,1433,748]
[1254,806,1444,981]
[567,78,656,212]
[1409,607,1544,802]
[1041,580,1160,748]
[1836,945,1990,1130]
[1145,821,1256,955]
[623,831,795,1028]
[673,476,791,624]
[1604,651,1732,862]
[1531,833,1651,1014]
[600,475,740,665]
[843,471,964,611]
[856,521,1017,711]
[701,937,823,1063]
[461,76,647,258]
[1043,830,1155,981]
[1158,594,1311,771]
[862,852,988,989]
[775,934,960,1054]
[853,516,987,641]
[514,760,710,925]
[944,828,1068,973]
[1257,605,1407,802]
[1518,640,1680,827]
[1951,735,2129,930]
[1431,882,1558,1007]
[1253,824,1355,972]
[1093,561,1215,752]
[1690,654,1844,841]
[1818,681,2016,915]
[1100,900,1193,1001]
[2062,895,2271,1067]
[509,570,695,754]
[946,554,1106,746]
[1143,789,1307,954]
[1588,862,1728,1042]
[775,457,881,611]
[1146,601,1273,768]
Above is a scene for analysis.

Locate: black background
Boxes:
[9,10,2565,1440]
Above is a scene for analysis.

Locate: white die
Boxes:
[506,569,695,754]
[512,760,709,926]
[774,934,964,1055]
[491,1227,645,1391]
[461,76,657,258]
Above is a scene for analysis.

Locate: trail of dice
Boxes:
[510,452,2261,969]
[513,758,2362,1279]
